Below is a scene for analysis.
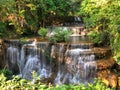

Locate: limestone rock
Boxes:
[97,70,117,88]
[118,77,120,88]
[0,39,6,68]
[96,57,115,70]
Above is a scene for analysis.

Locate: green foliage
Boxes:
[50,28,72,42]
[0,69,13,80]
[0,71,49,90]
[20,37,28,44]
[113,45,120,64]
[38,28,49,38]
[0,22,6,38]
[0,73,115,90]
[0,0,81,38]
[52,79,115,90]
[79,0,120,63]
[88,31,110,46]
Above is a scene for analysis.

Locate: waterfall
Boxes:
[52,43,96,85]
[5,37,97,85]
[22,55,41,80]
[20,45,25,74]
[49,45,55,77]
[38,42,51,79]
[5,30,115,86]
[19,41,52,79]
[19,40,37,76]
[63,48,96,85]
[6,41,19,73]
[54,44,65,84]
[3,23,116,87]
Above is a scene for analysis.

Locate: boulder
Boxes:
[97,70,117,88]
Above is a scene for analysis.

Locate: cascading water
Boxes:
[6,40,20,73]
[20,41,52,80]
[62,31,96,84]
[22,55,41,80]
[4,26,114,85]
[50,45,56,76]
[37,42,52,79]
[54,44,65,84]
[5,38,97,85]
[54,47,96,85]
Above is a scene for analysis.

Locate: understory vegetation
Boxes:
[0,69,115,90]
[88,30,110,46]
[38,28,49,38]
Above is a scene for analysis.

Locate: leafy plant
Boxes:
[49,28,72,42]
[38,28,49,38]
[88,30,110,46]
[0,69,13,80]
[0,22,6,38]
[20,37,28,44]
[114,52,120,64]
[0,72,115,90]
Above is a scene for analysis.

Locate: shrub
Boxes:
[0,69,13,80]
[49,28,72,42]
[20,37,28,44]
[88,31,110,46]
[0,22,6,38]
[0,73,115,90]
[38,28,49,38]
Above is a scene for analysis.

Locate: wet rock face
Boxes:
[0,39,6,68]
[7,46,20,73]
[0,39,3,51]
[96,57,115,70]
